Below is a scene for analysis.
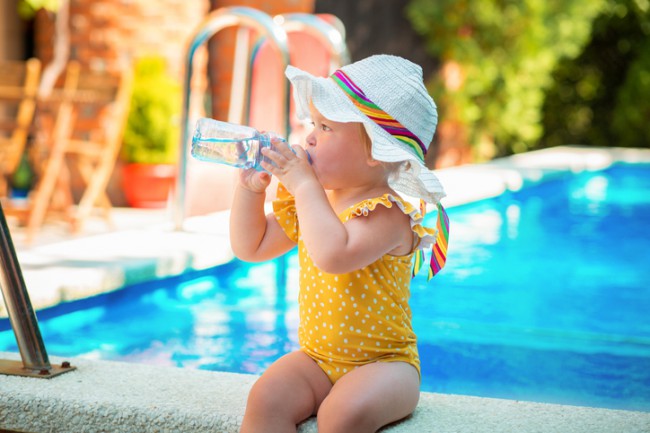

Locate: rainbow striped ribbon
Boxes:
[412,201,449,281]
[330,70,427,163]
[330,69,449,280]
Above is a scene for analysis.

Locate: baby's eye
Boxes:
[321,124,331,131]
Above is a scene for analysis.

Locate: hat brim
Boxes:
[286,65,446,204]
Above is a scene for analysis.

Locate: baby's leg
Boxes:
[240,350,332,433]
[316,361,420,433]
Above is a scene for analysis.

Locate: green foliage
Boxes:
[406,0,604,158]
[17,0,60,19]
[122,56,181,164]
[10,154,34,191]
[612,41,650,147]
[541,0,650,149]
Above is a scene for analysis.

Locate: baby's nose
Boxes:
[305,132,316,147]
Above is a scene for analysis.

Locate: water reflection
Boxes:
[1,164,649,410]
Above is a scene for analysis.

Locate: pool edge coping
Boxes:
[434,145,650,207]
[1,351,649,433]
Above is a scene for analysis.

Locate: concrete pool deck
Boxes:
[1,352,649,433]
[2,146,650,432]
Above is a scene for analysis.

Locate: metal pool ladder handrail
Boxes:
[173,6,290,230]
[0,202,74,378]
[277,13,351,68]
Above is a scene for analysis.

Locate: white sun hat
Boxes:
[285,54,445,204]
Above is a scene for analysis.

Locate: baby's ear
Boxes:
[367,157,382,167]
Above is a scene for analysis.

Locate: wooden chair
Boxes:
[0,58,41,199]
[71,64,133,229]
[6,61,134,242]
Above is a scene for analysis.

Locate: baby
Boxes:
[230,54,448,433]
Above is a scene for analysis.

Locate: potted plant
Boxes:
[121,56,181,208]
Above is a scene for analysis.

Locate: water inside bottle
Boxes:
[190,118,308,172]
[191,123,263,170]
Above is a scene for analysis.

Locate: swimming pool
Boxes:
[1,162,649,412]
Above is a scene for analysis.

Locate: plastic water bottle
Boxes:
[191,118,303,173]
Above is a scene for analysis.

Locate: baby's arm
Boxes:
[229,169,295,262]
[260,143,410,273]
[294,184,411,273]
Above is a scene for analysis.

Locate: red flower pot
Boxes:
[122,163,176,208]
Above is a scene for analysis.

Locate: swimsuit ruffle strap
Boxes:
[272,186,449,280]
[272,183,299,243]
[345,195,448,281]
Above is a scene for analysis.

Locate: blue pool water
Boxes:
[2,163,649,411]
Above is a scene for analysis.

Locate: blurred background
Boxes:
[1,2,649,412]
[1,0,648,210]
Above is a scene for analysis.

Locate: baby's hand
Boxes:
[260,138,315,195]
[238,168,271,194]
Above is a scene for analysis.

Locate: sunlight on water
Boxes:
[1,163,649,411]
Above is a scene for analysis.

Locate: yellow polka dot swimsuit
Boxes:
[273,184,437,384]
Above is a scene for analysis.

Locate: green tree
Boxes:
[407,0,604,158]
[540,0,650,149]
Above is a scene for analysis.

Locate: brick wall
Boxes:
[32,0,211,207]
[33,0,317,131]
[32,0,315,210]
[35,0,210,78]
[34,0,314,115]
[0,0,27,60]
[33,0,211,143]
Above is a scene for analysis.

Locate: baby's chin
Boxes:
[312,168,330,189]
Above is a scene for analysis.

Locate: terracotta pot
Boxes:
[122,163,176,208]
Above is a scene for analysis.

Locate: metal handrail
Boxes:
[173,7,290,230]
[277,13,351,68]
[0,201,50,373]
[0,202,75,377]
[242,13,349,128]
